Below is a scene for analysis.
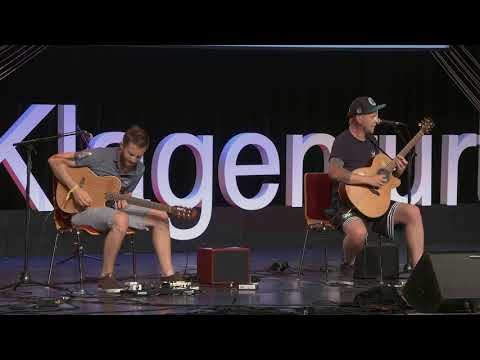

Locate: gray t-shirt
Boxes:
[74,147,144,194]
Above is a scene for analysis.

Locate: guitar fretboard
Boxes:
[108,194,171,213]
[385,129,424,172]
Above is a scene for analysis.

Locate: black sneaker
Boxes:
[98,274,126,293]
[340,263,355,279]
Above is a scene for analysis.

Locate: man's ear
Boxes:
[120,142,124,151]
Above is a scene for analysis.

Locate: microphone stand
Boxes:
[355,127,416,309]
[392,126,416,204]
[393,126,416,276]
[0,130,86,293]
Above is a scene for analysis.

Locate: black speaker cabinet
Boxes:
[403,252,480,313]
[354,242,399,280]
[197,247,250,285]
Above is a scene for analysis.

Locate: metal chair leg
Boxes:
[75,231,85,294]
[362,235,368,279]
[131,236,137,281]
[47,232,60,285]
[298,229,310,277]
[378,234,384,285]
[324,246,328,282]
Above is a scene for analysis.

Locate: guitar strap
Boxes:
[367,135,393,160]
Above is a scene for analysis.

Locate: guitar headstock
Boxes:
[419,117,435,134]
[170,206,199,220]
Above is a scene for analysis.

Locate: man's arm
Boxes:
[48,152,79,191]
[48,152,92,207]
[116,169,144,210]
[328,157,387,188]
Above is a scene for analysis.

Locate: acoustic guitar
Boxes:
[55,167,199,220]
[338,117,434,218]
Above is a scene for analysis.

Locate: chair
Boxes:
[48,179,138,294]
[298,172,396,286]
[298,172,336,279]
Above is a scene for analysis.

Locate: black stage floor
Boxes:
[0,247,479,315]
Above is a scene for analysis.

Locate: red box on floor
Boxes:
[197,247,250,285]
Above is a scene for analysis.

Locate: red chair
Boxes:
[298,172,336,277]
[298,173,397,285]
[48,179,137,294]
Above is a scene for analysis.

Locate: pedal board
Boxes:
[238,283,258,290]
[162,280,192,289]
[120,280,199,296]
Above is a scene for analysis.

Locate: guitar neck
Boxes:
[112,194,171,213]
[385,129,424,172]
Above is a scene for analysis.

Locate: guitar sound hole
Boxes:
[377,168,390,181]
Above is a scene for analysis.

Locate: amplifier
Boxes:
[197,247,250,285]
[354,242,399,280]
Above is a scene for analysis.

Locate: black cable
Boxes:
[0,258,404,314]
[0,293,81,315]
[0,282,404,315]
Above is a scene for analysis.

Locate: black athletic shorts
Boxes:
[328,194,401,240]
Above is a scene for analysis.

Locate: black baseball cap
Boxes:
[346,96,386,119]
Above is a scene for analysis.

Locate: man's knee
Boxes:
[147,214,170,230]
[404,205,422,224]
[111,212,129,234]
[345,222,368,245]
[148,209,169,222]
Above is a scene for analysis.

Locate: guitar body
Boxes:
[338,153,401,218]
[55,167,198,220]
[56,167,121,214]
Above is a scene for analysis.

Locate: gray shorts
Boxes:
[71,204,150,232]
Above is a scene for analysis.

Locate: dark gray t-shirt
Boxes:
[328,130,379,203]
[74,147,144,194]
[329,130,378,171]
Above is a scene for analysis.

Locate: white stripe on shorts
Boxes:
[342,216,363,228]
[386,202,400,240]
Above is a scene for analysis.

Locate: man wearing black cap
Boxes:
[327,96,424,278]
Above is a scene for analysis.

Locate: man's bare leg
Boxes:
[393,204,424,267]
[342,219,368,265]
[144,210,175,276]
[101,212,129,277]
